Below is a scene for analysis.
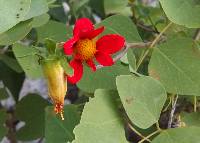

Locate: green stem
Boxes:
[162,96,172,112]
[171,95,175,107]
[156,122,161,131]
[194,96,197,112]
[138,130,161,143]
[147,15,158,33]
[136,22,173,71]
[128,123,151,142]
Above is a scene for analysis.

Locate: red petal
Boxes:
[63,36,78,55]
[73,18,94,38]
[87,26,104,39]
[96,34,125,54]
[86,59,96,71]
[95,51,114,66]
[67,60,83,84]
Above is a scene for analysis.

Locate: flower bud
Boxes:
[42,60,67,120]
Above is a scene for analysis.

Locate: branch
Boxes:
[128,123,151,142]
[136,22,173,70]
[127,42,152,48]
[96,42,151,69]
[96,46,129,69]
[138,130,161,143]
[0,46,9,54]
[194,96,197,112]
[168,95,178,128]
[194,29,200,41]
[136,22,158,33]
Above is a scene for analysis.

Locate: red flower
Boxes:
[63,18,125,84]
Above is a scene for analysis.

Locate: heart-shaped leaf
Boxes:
[149,37,200,96]
[159,0,200,28]
[0,0,31,34]
[152,127,200,143]
[116,75,167,129]
[13,43,43,78]
[73,89,128,143]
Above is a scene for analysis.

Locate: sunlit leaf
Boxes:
[24,0,48,20]
[0,20,32,46]
[36,20,72,43]
[159,0,200,28]
[73,89,128,143]
[127,48,137,72]
[104,0,131,16]
[98,15,142,43]
[152,127,200,143]
[181,112,200,127]
[0,0,31,34]
[32,13,50,28]
[149,38,200,96]
[116,75,167,129]
[13,43,43,78]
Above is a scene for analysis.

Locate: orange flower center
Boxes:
[74,39,96,61]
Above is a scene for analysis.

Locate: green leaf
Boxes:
[16,94,50,141]
[159,0,200,28]
[0,88,8,100]
[77,62,130,93]
[45,38,56,54]
[181,112,200,127]
[120,53,129,64]
[73,89,128,143]
[104,0,131,16]
[72,0,90,14]
[149,37,200,96]
[127,48,137,72]
[32,13,50,28]
[0,20,33,46]
[47,0,56,5]
[0,54,23,73]
[48,4,66,23]
[89,0,105,17]
[0,0,31,34]
[121,49,137,73]
[116,75,167,129]
[24,0,48,20]
[98,15,142,43]
[0,110,7,140]
[13,43,43,78]
[45,105,81,143]
[135,5,167,31]
[152,127,200,143]
[60,56,73,76]
[36,20,72,43]
[0,61,24,101]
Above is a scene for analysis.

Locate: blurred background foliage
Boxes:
[0,0,200,143]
